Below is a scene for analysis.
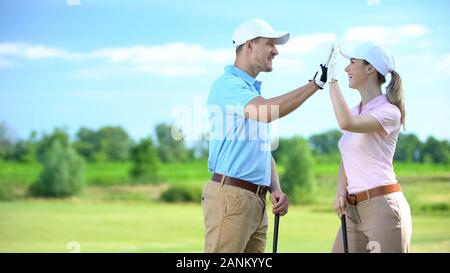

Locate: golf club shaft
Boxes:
[273,214,279,253]
[341,214,349,253]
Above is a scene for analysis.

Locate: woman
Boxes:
[327,42,412,253]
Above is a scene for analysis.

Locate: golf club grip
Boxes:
[341,215,349,253]
[273,214,280,253]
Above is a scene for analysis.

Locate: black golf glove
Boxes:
[312,64,328,89]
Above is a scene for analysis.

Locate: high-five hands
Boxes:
[328,44,340,83]
[312,44,340,89]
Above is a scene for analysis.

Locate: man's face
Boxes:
[251,37,279,73]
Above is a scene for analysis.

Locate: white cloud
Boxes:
[0,42,232,76]
[398,24,428,37]
[273,33,336,74]
[0,24,430,76]
[0,42,82,60]
[343,24,429,48]
[281,33,336,55]
[91,43,206,64]
[88,43,234,75]
[24,45,82,60]
[0,43,22,55]
[136,64,207,76]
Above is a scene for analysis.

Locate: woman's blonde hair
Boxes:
[365,60,406,130]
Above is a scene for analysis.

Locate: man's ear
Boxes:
[244,40,253,53]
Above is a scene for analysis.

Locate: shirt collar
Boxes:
[225,65,262,93]
[360,94,388,113]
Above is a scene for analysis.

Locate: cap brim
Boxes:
[340,48,353,59]
[340,48,365,60]
[261,31,290,45]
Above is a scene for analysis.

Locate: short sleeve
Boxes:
[217,79,259,116]
[369,104,401,135]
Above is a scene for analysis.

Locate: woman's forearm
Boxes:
[329,81,353,130]
[337,161,348,197]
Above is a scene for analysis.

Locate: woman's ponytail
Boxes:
[385,71,405,130]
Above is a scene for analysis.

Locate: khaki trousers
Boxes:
[201,180,268,253]
[332,192,412,253]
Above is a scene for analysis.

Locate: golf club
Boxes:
[341,214,349,253]
[273,213,279,253]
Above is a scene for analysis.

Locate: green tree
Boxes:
[74,126,131,162]
[155,123,192,162]
[309,130,342,155]
[280,136,316,204]
[129,137,159,183]
[30,140,85,197]
[97,126,131,161]
[37,128,70,162]
[8,131,38,162]
[271,138,290,163]
[422,136,449,164]
[394,133,422,162]
[74,127,100,162]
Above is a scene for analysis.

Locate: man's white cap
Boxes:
[232,18,290,49]
[340,42,395,76]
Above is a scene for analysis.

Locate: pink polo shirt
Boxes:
[338,95,401,194]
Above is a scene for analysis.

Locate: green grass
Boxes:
[0,200,449,252]
[394,162,450,177]
[84,162,131,185]
[158,161,211,184]
[0,200,204,252]
[1,160,448,187]
[0,161,42,185]
[0,160,211,186]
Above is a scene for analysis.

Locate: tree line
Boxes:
[1,122,449,165]
[1,121,448,200]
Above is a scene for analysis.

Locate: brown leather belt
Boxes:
[211,173,268,197]
[347,183,401,205]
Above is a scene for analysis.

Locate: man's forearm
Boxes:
[269,157,282,193]
[267,81,319,120]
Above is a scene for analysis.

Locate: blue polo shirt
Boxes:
[207,65,271,186]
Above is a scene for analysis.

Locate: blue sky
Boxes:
[1,0,449,143]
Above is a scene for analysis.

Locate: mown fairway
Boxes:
[1,199,449,252]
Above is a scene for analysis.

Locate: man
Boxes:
[202,18,330,253]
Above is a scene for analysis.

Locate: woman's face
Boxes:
[344,58,369,89]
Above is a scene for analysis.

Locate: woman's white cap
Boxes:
[340,42,395,76]
[232,18,290,49]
